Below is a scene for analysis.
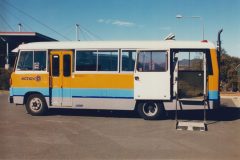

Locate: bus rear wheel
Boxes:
[137,101,165,120]
[26,94,48,116]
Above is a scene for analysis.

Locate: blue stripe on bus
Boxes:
[208,90,219,100]
[10,87,49,97]
[71,88,133,98]
[9,88,13,96]
[72,96,133,99]
[10,87,134,99]
[10,87,218,100]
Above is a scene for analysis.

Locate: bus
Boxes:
[9,40,219,120]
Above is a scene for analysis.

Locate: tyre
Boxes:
[137,101,165,120]
[26,94,48,116]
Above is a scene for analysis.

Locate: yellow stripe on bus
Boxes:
[11,73,49,88]
[11,73,134,89]
[208,49,219,91]
[71,74,134,89]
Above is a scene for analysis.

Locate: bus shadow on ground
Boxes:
[48,109,140,119]
[48,105,240,122]
[167,105,240,122]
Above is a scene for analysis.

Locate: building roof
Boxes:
[0,32,57,42]
[13,40,216,52]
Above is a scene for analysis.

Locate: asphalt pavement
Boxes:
[0,93,239,160]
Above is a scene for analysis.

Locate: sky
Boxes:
[0,0,240,57]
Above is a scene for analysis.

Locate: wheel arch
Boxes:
[23,92,46,105]
[135,100,165,110]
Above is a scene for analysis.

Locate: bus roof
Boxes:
[12,40,216,52]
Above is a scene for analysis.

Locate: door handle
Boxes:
[135,76,140,81]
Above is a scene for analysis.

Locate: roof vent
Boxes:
[164,33,175,40]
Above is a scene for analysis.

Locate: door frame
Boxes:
[49,50,73,107]
[171,49,207,99]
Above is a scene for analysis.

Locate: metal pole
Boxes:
[6,42,9,65]
[203,53,207,97]
[5,42,9,69]
[18,23,22,32]
[175,92,178,128]
[76,24,79,41]
[202,19,205,40]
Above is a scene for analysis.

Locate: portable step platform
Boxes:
[176,121,207,131]
[175,95,208,131]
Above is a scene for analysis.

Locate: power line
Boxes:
[0,14,14,31]
[0,3,35,32]
[78,24,103,40]
[2,0,70,40]
[79,27,88,41]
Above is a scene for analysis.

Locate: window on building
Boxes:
[137,51,167,72]
[121,50,136,71]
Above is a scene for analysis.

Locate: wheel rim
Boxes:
[29,97,42,112]
[142,102,158,117]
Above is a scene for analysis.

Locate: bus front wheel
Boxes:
[26,94,48,116]
[137,101,165,120]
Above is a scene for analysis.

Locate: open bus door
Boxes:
[173,49,207,100]
[134,50,171,100]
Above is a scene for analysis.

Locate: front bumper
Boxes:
[9,96,13,103]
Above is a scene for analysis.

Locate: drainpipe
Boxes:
[217,29,223,105]
[0,36,9,70]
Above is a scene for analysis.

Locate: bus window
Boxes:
[98,50,118,71]
[121,50,136,71]
[16,51,33,70]
[76,51,97,71]
[63,55,71,77]
[52,55,59,76]
[176,51,204,71]
[34,51,46,71]
[137,51,167,72]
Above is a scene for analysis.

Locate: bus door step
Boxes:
[176,121,207,131]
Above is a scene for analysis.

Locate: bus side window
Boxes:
[121,50,136,71]
[52,55,59,76]
[63,55,71,77]
[98,50,118,71]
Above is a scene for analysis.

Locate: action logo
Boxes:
[21,75,41,82]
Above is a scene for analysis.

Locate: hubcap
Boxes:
[29,98,42,112]
[143,103,158,117]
